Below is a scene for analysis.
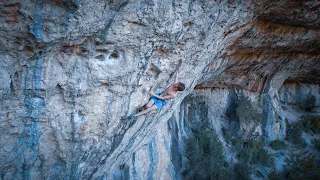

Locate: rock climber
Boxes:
[127,60,185,119]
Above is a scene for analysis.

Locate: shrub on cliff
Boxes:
[286,115,320,148]
[232,138,273,167]
[301,115,320,134]
[269,139,286,150]
[268,152,320,180]
[300,94,316,112]
[312,139,320,151]
[183,128,234,180]
[286,119,307,148]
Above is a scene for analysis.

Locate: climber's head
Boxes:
[178,82,185,91]
[174,82,185,91]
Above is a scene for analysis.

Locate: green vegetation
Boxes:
[183,128,234,180]
[194,134,274,179]
[222,94,273,178]
[286,115,320,147]
[232,138,273,167]
[301,94,316,112]
[281,105,287,111]
[301,115,320,134]
[312,139,320,151]
[269,139,286,150]
[183,93,271,179]
[183,94,319,180]
[119,163,125,170]
[286,119,307,148]
[268,153,320,180]
[233,163,250,180]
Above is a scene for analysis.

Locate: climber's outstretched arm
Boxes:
[175,60,182,84]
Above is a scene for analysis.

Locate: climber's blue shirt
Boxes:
[151,93,166,109]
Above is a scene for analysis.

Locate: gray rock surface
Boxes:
[0,0,319,179]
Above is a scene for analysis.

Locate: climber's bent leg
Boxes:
[139,99,154,112]
[134,105,157,117]
[146,99,155,108]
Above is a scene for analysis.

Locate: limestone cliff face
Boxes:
[0,0,319,179]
